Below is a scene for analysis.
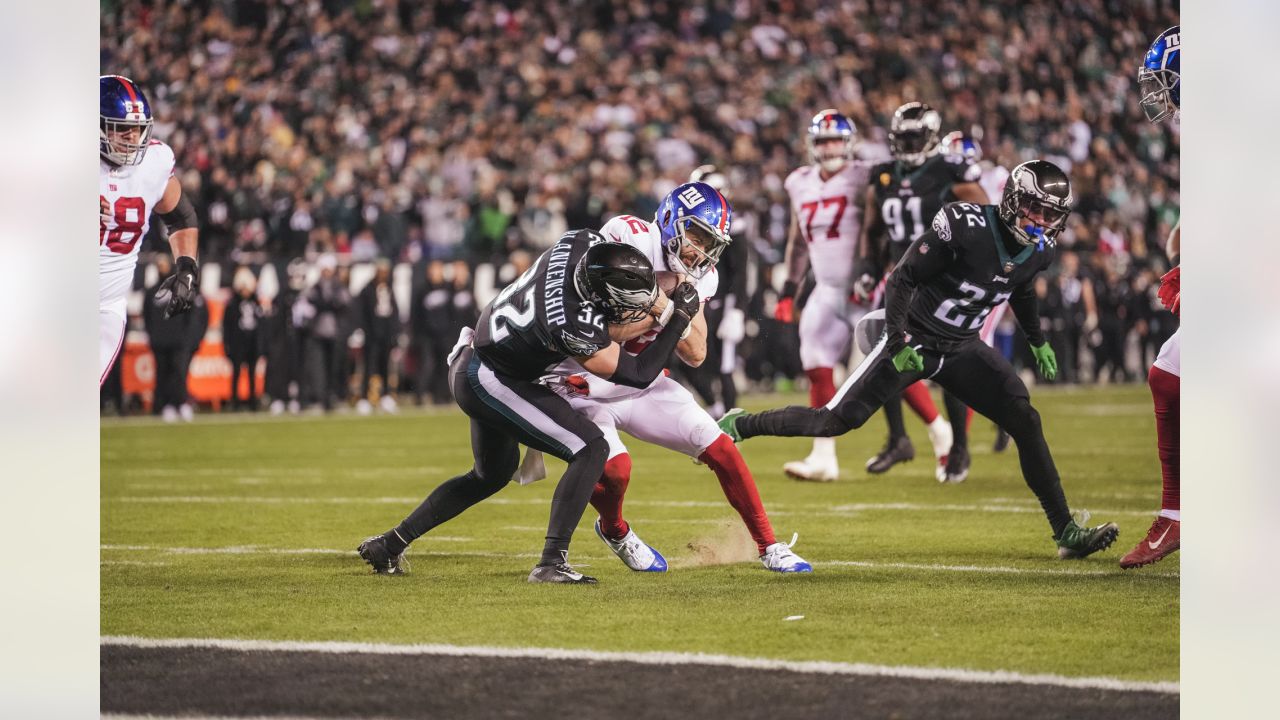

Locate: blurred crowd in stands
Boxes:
[99,0,1179,416]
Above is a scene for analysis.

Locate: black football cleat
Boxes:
[938,444,971,483]
[357,535,409,575]
[866,435,915,474]
[527,562,598,584]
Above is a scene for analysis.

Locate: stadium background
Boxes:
[99,0,1179,416]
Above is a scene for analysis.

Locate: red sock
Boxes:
[1148,366,1180,512]
[902,381,939,423]
[806,367,836,407]
[965,406,974,432]
[700,434,776,554]
[590,454,631,539]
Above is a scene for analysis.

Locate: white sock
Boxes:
[1158,509,1180,522]
[811,437,837,463]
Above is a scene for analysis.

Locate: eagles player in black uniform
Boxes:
[359,230,701,583]
[856,102,991,482]
[722,161,1120,558]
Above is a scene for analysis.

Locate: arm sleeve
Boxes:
[883,227,955,352]
[607,314,691,388]
[1008,279,1046,346]
[158,192,198,233]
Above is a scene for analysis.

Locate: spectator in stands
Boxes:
[410,260,454,406]
[223,266,265,411]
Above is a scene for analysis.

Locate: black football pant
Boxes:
[736,337,1072,536]
[390,347,608,566]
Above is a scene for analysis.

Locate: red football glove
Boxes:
[774,296,795,323]
[1157,266,1180,317]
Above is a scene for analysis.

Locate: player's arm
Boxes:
[675,310,708,367]
[1010,276,1058,380]
[1158,221,1181,315]
[153,176,200,318]
[951,182,988,205]
[883,212,957,365]
[578,283,700,387]
[853,185,884,301]
[776,212,807,322]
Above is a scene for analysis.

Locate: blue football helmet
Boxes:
[939,131,982,164]
[806,109,856,173]
[1139,26,1180,124]
[654,181,732,279]
[101,75,154,166]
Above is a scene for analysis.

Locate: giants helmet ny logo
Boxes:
[678,187,706,209]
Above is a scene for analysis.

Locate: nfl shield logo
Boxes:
[1003,261,1015,273]
[919,243,929,254]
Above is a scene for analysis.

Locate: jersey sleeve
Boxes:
[557,313,610,358]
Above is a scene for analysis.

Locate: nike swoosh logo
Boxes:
[1148,526,1171,550]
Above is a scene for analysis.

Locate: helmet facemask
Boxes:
[1138,66,1179,123]
[1000,190,1072,247]
[101,115,154,166]
[665,215,730,280]
[807,134,855,174]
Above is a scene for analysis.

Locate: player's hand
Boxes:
[156,256,200,318]
[1030,342,1058,381]
[851,273,877,305]
[891,345,924,373]
[1157,266,1180,317]
[671,281,700,322]
[717,307,746,343]
[774,296,795,323]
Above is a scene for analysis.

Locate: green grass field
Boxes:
[101,384,1178,683]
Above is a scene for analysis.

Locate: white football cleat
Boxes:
[356,399,373,416]
[760,533,813,573]
[595,519,667,572]
[783,456,838,482]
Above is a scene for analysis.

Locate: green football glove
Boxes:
[891,345,924,373]
[1030,342,1057,381]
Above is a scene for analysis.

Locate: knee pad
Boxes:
[1009,398,1041,434]
[575,437,610,472]
[819,407,856,435]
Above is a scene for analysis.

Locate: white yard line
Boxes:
[106,495,1159,517]
[100,635,1178,695]
[99,544,1176,578]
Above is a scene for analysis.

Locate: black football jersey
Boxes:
[903,202,1053,349]
[871,154,981,264]
[473,229,610,380]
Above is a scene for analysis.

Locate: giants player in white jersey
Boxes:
[100,75,199,385]
[1121,26,1181,569]
[544,182,811,573]
[775,110,873,481]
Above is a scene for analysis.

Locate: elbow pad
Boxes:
[159,193,198,232]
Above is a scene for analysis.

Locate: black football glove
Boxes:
[670,281,701,322]
[156,256,199,318]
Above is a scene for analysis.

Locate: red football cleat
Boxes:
[1119,516,1180,569]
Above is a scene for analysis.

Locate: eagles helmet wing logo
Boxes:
[604,282,658,309]
[560,330,602,357]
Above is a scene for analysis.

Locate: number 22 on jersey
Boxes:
[488,265,539,342]
[100,195,147,254]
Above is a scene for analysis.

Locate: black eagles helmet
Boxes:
[573,241,659,324]
[999,160,1074,247]
[889,101,943,167]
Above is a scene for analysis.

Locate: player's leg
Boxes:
[1122,330,1180,568]
[789,284,852,480]
[939,390,971,483]
[723,336,921,444]
[99,303,127,388]
[933,341,1118,558]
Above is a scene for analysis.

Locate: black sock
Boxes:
[883,394,906,440]
[382,528,408,556]
[393,469,507,549]
[539,439,608,565]
[943,391,969,451]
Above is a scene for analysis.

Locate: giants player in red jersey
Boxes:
[774,110,875,481]
[100,75,199,384]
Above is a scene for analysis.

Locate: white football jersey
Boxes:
[783,161,871,287]
[99,140,175,281]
